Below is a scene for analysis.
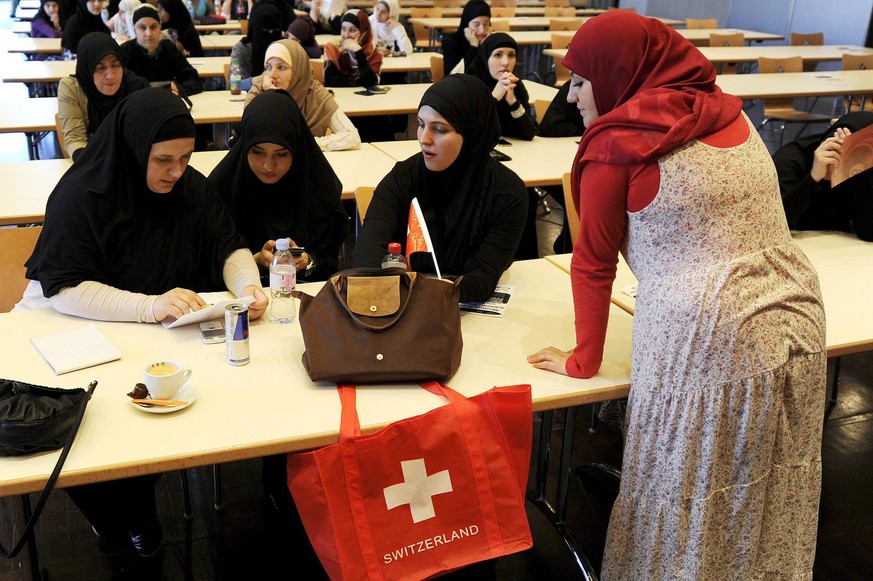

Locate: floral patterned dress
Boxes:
[602,115,827,580]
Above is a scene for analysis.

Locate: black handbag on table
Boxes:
[0,378,97,559]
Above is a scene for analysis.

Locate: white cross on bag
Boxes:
[383,458,453,524]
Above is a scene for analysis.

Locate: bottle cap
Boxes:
[276,238,290,251]
[388,242,401,254]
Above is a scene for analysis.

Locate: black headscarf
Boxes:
[74,32,150,134]
[450,0,490,50]
[33,0,68,31]
[247,4,284,77]
[62,0,111,53]
[405,74,500,270]
[158,0,204,56]
[208,90,347,280]
[26,88,247,297]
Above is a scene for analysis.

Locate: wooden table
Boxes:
[0,258,632,497]
[675,28,784,45]
[1,57,230,85]
[545,44,873,67]
[716,69,873,103]
[545,230,873,357]
[0,144,399,225]
[372,135,578,188]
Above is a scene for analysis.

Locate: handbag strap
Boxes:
[0,381,97,559]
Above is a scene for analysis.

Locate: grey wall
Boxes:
[619,0,872,46]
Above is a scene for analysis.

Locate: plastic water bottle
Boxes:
[270,238,297,324]
[229,56,242,95]
[381,242,407,269]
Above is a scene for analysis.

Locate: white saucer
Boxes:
[132,382,197,414]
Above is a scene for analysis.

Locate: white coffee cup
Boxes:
[144,361,192,400]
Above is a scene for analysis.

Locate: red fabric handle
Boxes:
[337,381,464,441]
[337,384,361,440]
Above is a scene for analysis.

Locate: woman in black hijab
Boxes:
[774,111,873,241]
[58,32,150,161]
[466,32,537,141]
[120,4,203,98]
[26,88,268,323]
[61,0,111,54]
[158,0,204,57]
[209,90,348,283]
[24,88,267,558]
[441,0,490,75]
[353,74,527,302]
[31,0,66,39]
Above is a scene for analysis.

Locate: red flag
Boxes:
[405,198,442,278]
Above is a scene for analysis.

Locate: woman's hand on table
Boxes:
[154,288,207,322]
[241,285,269,320]
[527,346,570,376]
[812,127,849,182]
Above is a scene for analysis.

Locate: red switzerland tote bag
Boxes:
[286,382,533,580]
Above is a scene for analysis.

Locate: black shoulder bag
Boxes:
[0,378,97,559]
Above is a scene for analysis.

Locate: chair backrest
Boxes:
[430,54,444,82]
[790,32,824,46]
[239,18,248,35]
[758,56,804,111]
[709,32,744,47]
[0,225,42,313]
[758,55,803,74]
[549,17,584,32]
[843,53,873,71]
[354,187,375,227]
[686,17,717,29]
[223,62,230,86]
[545,0,570,6]
[432,0,461,7]
[561,173,579,247]
[709,32,745,73]
[491,19,510,32]
[534,99,550,124]
[551,32,573,49]
[491,0,517,7]
[790,32,824,71]
[310,59,324,84]
[544,6,576,16]
[491,7,516,18]
[54,113,70,159]
[551,33,572,86]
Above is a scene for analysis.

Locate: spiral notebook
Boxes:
[31,324,122,375]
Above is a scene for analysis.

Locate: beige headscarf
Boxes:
[261,39,338,138]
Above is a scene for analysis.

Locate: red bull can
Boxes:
[225,304,250,366]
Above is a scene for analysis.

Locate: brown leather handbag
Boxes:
[293,268,463,383]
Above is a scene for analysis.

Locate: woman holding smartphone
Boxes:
[208,90,348,283]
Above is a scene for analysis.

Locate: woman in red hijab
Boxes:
[529,12,826,579]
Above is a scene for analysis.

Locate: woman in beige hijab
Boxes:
[247,39,361,151]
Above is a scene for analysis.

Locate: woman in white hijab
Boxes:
[106,0,141,42]
[368,0,412,55]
